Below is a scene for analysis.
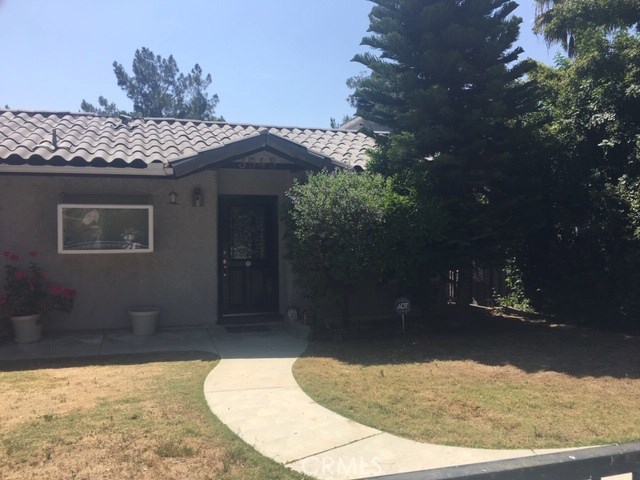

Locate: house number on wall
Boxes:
[236,156,277,169]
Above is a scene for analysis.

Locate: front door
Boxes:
[219,196,278,317]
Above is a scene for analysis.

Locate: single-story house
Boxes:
[0,109,390,331]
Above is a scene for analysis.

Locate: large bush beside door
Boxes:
[283,170,443,327]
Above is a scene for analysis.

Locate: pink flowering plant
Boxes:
[0,250,76,318]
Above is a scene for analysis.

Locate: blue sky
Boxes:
[0,0,558,128]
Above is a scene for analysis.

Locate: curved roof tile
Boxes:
[0,110,377,170]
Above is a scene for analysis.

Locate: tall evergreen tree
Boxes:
[349,0,538,301]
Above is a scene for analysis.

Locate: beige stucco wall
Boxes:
[0,163,305,331]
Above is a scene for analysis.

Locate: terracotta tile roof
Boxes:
[0,110,376,170]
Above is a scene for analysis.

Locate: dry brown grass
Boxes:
[0,352,307,480]
[293,314,640,449]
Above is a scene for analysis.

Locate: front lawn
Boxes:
[293,314,640,449]
[0,352,307,480]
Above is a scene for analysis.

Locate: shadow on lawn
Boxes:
[0,350,218,372]
[303,308,640,380]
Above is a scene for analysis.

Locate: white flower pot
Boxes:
[129,306,159,336]
[11,314,43,343]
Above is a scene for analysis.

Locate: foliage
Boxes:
[81,47,221,120]
[511,17,640,325]
[347,0,640,326]
[534,0,640,56]
[349,0,536,149]
[0,251,76,318]
[283,170,393,322]
[348,0,539,303]
[80,96,126,117]
[366,133,450,288]
[329,114,354,129]
[494,259,533,312]
[284,170,440,325]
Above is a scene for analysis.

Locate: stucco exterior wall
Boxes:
[0,171,220,331]
[0,164,306,331]
[1,165,397,332]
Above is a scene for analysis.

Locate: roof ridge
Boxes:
[0,108,99,118]
[0,109,357,133]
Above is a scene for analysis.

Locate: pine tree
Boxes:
[82,47,221,120]
[349,0,539,301]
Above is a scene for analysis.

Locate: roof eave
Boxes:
[170,131,343,178]
[0,162,172,177]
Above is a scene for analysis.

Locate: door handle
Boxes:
[245,260,252,267]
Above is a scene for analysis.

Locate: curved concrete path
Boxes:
[204,326,613,480]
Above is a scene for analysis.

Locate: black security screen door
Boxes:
[219,196,278,316]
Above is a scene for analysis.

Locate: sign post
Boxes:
[394,297,411,333]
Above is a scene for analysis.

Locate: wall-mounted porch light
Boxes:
[168,191,178,205]
[192,188,203,207]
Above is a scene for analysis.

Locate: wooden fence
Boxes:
[448,267,507,307]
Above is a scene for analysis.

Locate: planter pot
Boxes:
[129,306,159,336]
[11,314,43,343]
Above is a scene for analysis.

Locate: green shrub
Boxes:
[495,259,533,312]
[284,170,401,326]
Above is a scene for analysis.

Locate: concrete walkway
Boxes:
[205,325,613,480]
